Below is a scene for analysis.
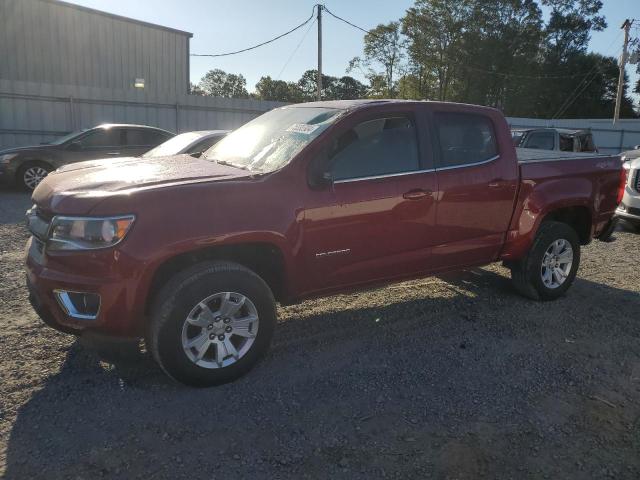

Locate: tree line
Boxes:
[191,0,638,118]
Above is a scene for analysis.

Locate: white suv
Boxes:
[616,153,640,231]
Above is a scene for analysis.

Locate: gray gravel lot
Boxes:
[1,189,639,479]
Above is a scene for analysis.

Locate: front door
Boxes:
[300,110,438,295]
[63,128,126,163]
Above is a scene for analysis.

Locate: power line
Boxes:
[191,6,316,58]
[277,18,316,80]
[551,31,624,119]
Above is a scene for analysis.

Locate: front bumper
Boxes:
[25,236,148,337]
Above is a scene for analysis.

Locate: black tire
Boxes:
[146,261,276,387]
[17,161,52,191]
[510,221,581,301]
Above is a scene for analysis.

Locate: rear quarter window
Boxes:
[434,113,498,168]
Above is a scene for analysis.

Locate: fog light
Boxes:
[54,290,100,320]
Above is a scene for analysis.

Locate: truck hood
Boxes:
[32,154,251,214]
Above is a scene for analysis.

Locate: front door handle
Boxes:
[403,189,433,200]
[106,152,121,155]
[488,179,507,188]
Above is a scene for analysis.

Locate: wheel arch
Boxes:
[501,199,594,261]
[144,241,289,316]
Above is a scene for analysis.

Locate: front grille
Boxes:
[635,170,640,193]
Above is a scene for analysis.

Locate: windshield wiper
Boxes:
[215,159,250,171]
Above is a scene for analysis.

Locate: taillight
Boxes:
[617,167,628,204]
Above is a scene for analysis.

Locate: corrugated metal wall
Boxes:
[0,0,286,149]
[0,79,285,149]
[0,0,189,98]
[507,117,640,155]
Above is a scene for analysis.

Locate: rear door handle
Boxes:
[106,152,121,155]
[403,189,433,200]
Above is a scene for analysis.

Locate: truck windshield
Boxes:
[203,106,342,173]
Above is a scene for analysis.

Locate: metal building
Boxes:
[0,0,283,148]
[1,0,191,99]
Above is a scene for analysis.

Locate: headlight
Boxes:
[0,153,18,165]
[48,215,135,251]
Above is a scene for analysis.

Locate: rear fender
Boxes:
[500,177,593,261]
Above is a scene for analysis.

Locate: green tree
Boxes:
[349,22,404,97]
[297,69,339,100]
[332,76,368,100]
[254,76,303,102]
[397,0,635,118]
[197,69,249,98]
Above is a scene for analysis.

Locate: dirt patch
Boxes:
[1,190,639,479]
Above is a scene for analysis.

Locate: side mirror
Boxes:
[189,151,203,158]
[307,151,333,190]
[634,145,640,150]
[67,141,82,151]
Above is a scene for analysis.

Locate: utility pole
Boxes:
[614,19,633,125]
[317,4,323,101]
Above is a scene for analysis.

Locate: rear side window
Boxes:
[579,134,596,152]
[78,129,122,148]
[126,129,169,147]
[330,116,420,181]
[434,113,498,167]
[559,134,573,151]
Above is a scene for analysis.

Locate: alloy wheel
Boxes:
[23,166,49,190]
[181,291,259,369]
[540,239,573,289]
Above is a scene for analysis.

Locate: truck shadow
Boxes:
[4,268,640,479]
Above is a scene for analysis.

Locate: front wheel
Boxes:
[510,221,581,301]
[147,261,276,387]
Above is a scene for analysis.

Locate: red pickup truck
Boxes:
[25,100,623,386]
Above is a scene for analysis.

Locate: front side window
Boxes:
[79,129,122,148]
[435,113,498,167]
[204,106,342,173]
[330,116,420,181]
[525,131,555,150]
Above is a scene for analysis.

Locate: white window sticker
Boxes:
[286,123,320,135]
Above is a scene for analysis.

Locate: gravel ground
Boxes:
[1,189,639,479]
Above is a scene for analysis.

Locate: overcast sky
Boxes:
[68,0,639,103]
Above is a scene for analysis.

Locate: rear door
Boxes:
[123,129,171,156]
[429,109,519,268]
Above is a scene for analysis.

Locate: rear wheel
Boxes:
[510,221,580,301]
[147,261,276,387]
[18,162,51,190]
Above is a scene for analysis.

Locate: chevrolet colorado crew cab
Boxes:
[25,100,623,387]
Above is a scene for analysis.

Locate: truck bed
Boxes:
[516,147,609,164]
